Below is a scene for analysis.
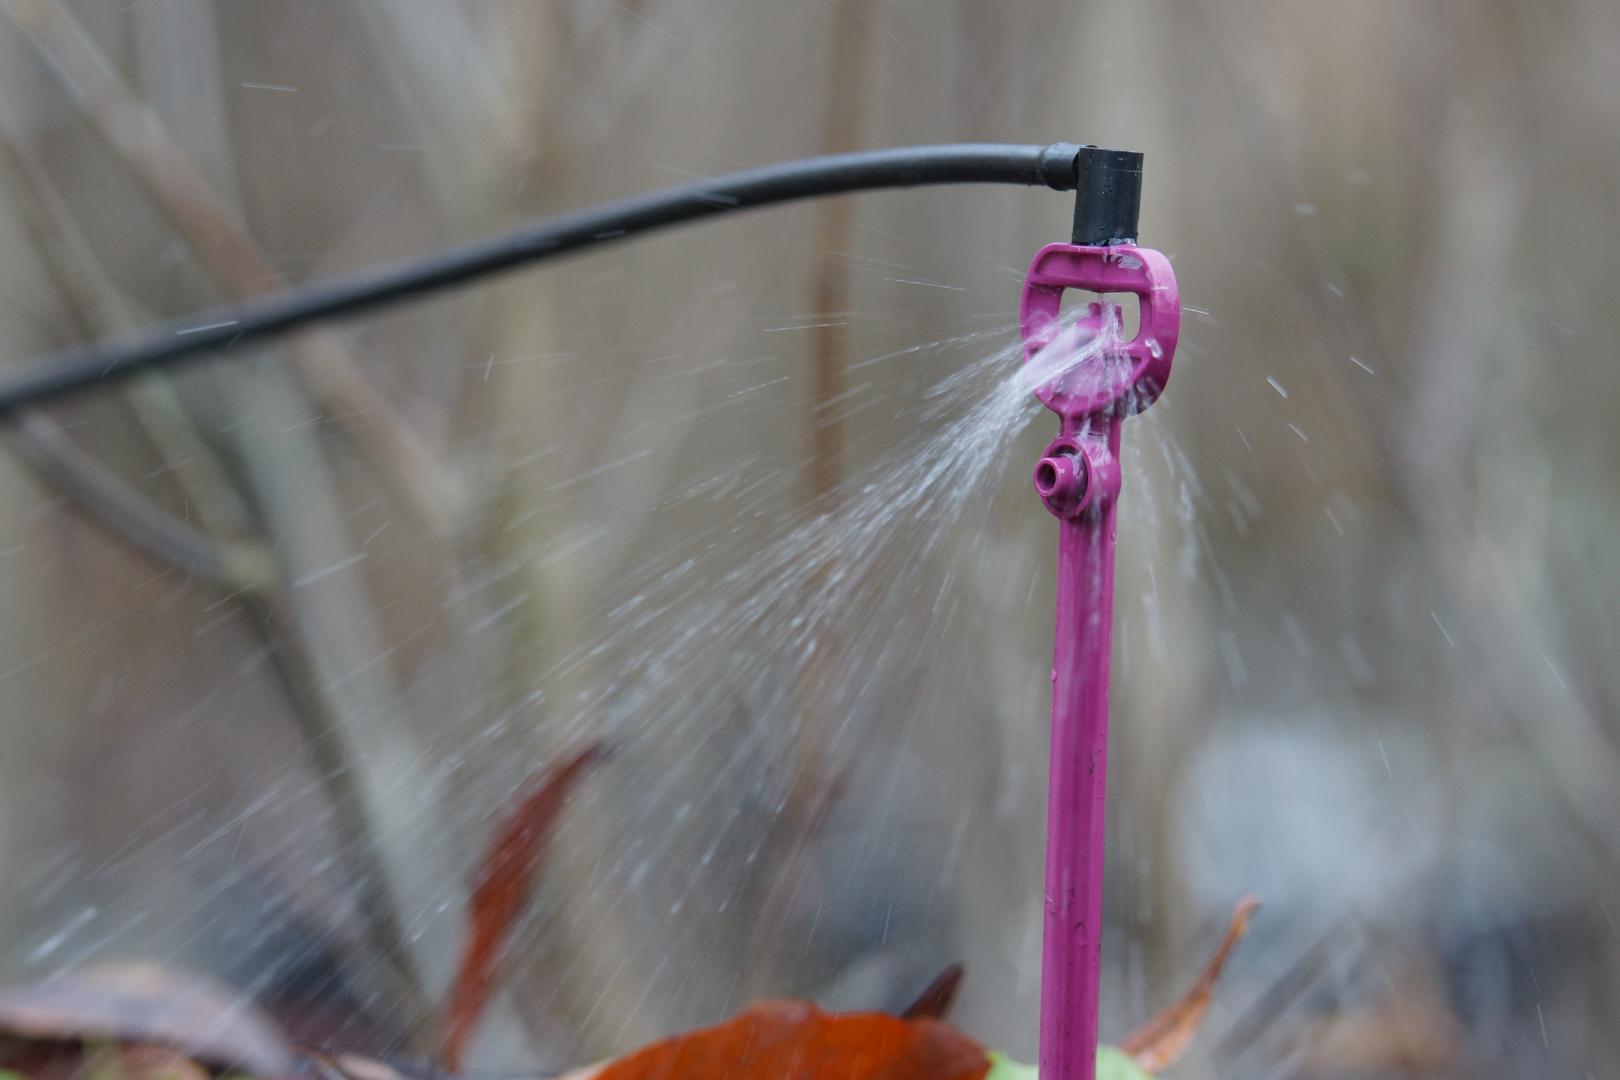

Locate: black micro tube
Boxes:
[0,142,1142,414]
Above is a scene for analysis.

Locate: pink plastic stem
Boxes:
[1039,417,1121,1080]
[1020,243,1179,1080]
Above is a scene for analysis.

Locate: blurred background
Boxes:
[1,2,1617,1077]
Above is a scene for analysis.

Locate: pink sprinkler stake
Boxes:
[1022,149,1180,1080]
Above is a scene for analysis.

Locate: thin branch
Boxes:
[2,0,461,534]
[10,414,274,591]
[248,584,437,1048]
[805,0,871,515]
[752,0,875,994]
[0,60,434,1043]
[0,97,273,590]
[0,99,261,546]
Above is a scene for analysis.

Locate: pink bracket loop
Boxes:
[1019,243,1180,421]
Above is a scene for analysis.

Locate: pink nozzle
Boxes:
[1034,436,1121,520]
[1022,242,1179,1080]
[1034,451,1085,511]
[1020,244,1180,421]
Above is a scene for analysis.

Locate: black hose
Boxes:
[0,142,1088,413]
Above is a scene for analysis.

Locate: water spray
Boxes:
[0,142,1181,1080]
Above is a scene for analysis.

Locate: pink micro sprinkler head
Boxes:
[1020,148,1180,1080]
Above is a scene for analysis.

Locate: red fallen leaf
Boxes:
[0,964,295,1078]
[587,999,990,1080]
[1118,895,1261,1073]
[440,743,606,1073]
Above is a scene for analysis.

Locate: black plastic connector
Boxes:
[1070,147,1143,246]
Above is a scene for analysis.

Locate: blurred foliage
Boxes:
[0,2,1616,1078]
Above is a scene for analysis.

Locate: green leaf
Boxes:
[1097,1045,1157,1080]
[984,1051,1038,1080]
[984,1046,1156,1080]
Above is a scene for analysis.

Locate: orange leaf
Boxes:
[440,743,606,1072]
[1118,895,1261,1073]
[593,1000,991,1080]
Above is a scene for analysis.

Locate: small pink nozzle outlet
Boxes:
[1034,452,1087,513]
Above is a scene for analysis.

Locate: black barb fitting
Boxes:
[1070,146,1143,246]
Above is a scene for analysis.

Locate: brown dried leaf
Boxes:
[899,964,965,1021]
[440,743,606,1072]
[1118,896,1261,1073]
